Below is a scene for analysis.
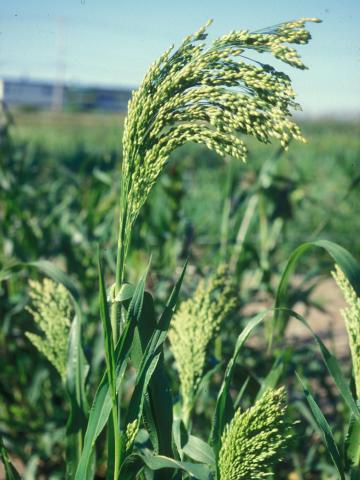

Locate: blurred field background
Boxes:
[10,109,360,257]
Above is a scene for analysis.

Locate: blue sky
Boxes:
[0,0,359,116]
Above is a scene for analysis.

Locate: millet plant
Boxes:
[2,17,360,480]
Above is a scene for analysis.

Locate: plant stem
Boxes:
[110,302,118,349]
[116,201,128,288]
[229,194,259,272]
[182,405,191,431]
[220,158,235,261]
[112,194,128,344]
[112,403,121,480]
[109,187,128,477]
[214,335,222,361]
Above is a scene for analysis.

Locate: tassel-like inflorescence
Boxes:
[332,265,360,399]
[119,18,320,264]
[26,279,72,382]
[169,265,237,422]
[218,387,290,479]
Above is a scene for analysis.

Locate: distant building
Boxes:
[0,78,132,112]
[66,85,132,112]
[0,79,56,109]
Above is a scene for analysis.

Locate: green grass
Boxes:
[12,110,124,154]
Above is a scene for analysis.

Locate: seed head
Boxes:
[26,278,72,382]
[332,265,360,399]
[119,18,319,260]
[124,419,139,453]
[169,265,237,420]
[218,387,290,480]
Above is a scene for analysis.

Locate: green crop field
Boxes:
[1,17,360,480]
[11,110,360,260]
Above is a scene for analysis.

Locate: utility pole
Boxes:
[52,16,66,111]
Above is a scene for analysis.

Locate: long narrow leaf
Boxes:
[0,437,21,480]
[284,308,360,423]
[255,351,289,401]
[345,413,360,470]
[0,260,80,300]
[274,240,360,339]
[65,312,90,480]
[211,310,268,458]
[297,373,346,480]
[131,291,174,468]
[98,252,116,401]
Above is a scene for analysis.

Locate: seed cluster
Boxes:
[119,18,320,259]
[218,387,290,479]
[169,266,237,421]
[332,266,360,399]
[124,419,139,453]
[26,278,72,382]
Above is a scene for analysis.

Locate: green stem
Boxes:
[219,158,234,261]
[110,188,128,477]
[182,406,191,432]
[112,197,128,344]
[112,403,121,480]
[214,335,222,362]
[110,302,118,351]
[182,395,194,432]
[116,201,128,289]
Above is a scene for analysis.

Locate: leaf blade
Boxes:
[297,373,345,480]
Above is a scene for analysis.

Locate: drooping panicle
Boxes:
[119,18,320,263]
